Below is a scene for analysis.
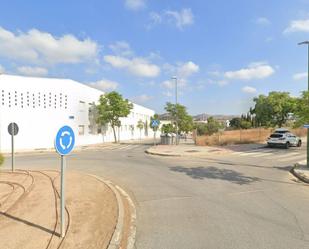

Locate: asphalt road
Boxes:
[2,142,309,249]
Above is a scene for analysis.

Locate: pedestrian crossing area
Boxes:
[84,143,145,152]
[229,148,306,162]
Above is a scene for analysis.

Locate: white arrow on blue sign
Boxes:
[55,125,75,155]
[304,124,309,128]
[151,119,160,128]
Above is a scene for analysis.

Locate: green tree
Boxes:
[294,91,309,127]
[251,92,296,127]
[96,91,133,143]
[230,117,241,129]
[240,120,252,129]
[137,119,144,139]
[195,117,222,136]
[161,123,175,134]
[164,102,193,134]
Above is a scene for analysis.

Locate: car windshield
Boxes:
[275,130,289,134]
[270,134,283,138]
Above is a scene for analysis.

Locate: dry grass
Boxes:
[195,127,307,146]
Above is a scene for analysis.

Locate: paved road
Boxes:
[2,142,309,249]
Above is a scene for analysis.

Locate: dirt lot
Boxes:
[0,170,118,249]
[196,127,307,146]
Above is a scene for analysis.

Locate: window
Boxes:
[78,125,85,135]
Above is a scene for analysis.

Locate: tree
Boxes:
[195,117,222,136]
[161,123,174,134]
[230,117,241,129]
[137,119,144,140]
[164,102,193,134]
[96,91,133,143]
[294,91,309,127]
[251,92,296,127]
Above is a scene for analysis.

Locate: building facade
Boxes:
[0,74,155,152]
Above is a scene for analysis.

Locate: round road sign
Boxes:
[8,122,19,136]
[55,125,75,155]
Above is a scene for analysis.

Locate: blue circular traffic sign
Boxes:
[55,126,75,155]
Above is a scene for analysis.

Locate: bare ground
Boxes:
[0,170,118,249]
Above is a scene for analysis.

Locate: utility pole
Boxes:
[298,41,309,168]
[172,76,178,145]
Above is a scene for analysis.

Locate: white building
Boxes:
[0,74,156,152]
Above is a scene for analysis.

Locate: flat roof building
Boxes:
[0,74,155,152]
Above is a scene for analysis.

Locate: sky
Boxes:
[1,0,309,115]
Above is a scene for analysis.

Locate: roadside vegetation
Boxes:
[0,153,4,166]
[96,91,133,143]
[195,90,309,146]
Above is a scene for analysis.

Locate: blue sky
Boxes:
[1,0,309,115]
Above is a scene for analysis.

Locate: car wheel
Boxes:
[285,142,290,149]
[297,140,302,147]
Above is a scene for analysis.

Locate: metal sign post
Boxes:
[151,120,160,146]
[8,122,19,172]
[55,125,75,238]
[304,124,309,167]
[60,155,66,238]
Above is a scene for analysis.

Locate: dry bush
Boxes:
[195,127,306,146]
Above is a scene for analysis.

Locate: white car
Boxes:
[267,132,302,149]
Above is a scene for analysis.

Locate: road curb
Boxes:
[290,164,309,184]
[87,174,136,249]
[145,149,181,157]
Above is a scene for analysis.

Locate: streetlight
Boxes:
[298,41,309,168]
[171,76,178,145]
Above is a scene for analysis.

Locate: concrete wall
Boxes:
[0,74,156,152]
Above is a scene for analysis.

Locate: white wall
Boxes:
[0,74,156,152]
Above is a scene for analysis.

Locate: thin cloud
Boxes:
[293,72,307,80]
[88,79,119,92]
[17,66,48,77]
[104,55,160,78]
[284,19,309,33]
[242,86,257,94]
[224,62,275,81]
[0,26,99,65]
[124,0,146,11]
[147,8,194,30]
[255,17,271,26]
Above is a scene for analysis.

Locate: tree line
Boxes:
[93,90,309,141]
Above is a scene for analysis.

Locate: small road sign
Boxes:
[151,119,160,128]
[8,122,19,136]
[8,122,19,172]
[304,124,309,128]
[55,125,75,156]
[55,125,75,238]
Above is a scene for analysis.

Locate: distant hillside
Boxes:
[193,113,239,121]
[158,113,239,121]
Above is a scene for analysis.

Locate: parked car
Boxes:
[274,128,290,134]
[267,132,302,149]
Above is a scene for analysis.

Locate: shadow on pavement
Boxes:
[170,166,260,185]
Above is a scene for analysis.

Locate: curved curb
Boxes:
[145,150,181,157]
[115,185,137,249]
[87,174,136,249]
[290,164,309,184]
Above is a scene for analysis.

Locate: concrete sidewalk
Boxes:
[146,144,234,157]
[145,141,266,157]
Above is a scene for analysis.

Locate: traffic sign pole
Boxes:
[60,155,66,238]
[54,125,75,238]
[11,124,14,172]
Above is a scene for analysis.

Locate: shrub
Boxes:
[0,153,4,166]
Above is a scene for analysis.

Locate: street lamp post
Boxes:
[172,76,178,145]
[298,41,309,168]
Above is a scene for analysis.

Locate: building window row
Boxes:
[0,90,68,109]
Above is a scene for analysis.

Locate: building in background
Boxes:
[0,74,155,152]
